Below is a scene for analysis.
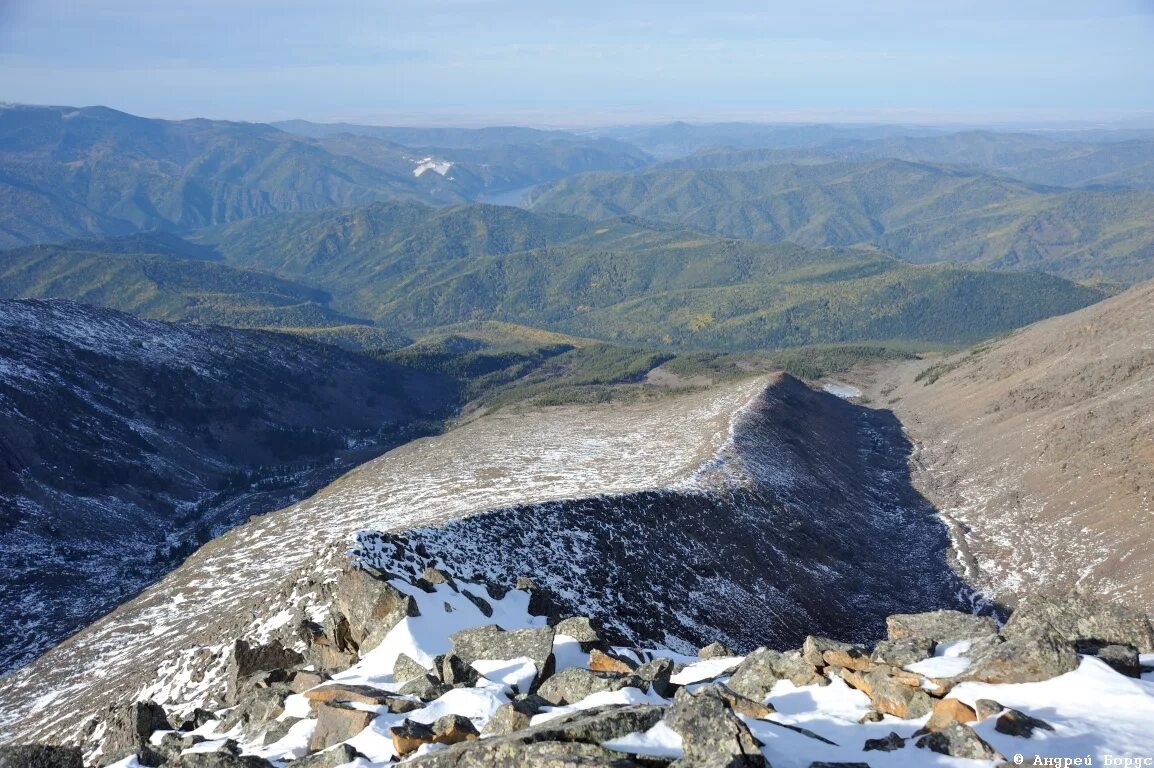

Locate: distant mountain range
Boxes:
[528,159,1154,284]
[0,105,649,249]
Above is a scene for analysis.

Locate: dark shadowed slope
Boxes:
[0,299,456,674]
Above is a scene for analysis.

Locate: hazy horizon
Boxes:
[2,1,1153,128]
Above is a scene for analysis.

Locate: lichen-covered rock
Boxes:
[974,698,1003,720]
[800,636,852,668]
[635,657,676,697]
[821,645,872,672]
[664,687,768,767]
[728,647,822,700]
[863,732,906,752]
[886,610,998,645]
[915,722,1002,760]
[392,652,430,683]
[1002,592,1154,653]
[303,682,395,709]
[0,745,83,768]
[432,714,480,745]
[536,667,641,706]
[692,683,775,720]
[870,637,935,668]
[329,567,420,654]
[226,640,305,703]
[292,745,366,767]
[862,671,933,719]
[1079,642,1140,677]
[171,753,275,768]
[554,617,605,651]
[698,641,734,660]
[449,624,555,685]
[965,627,1078,684]
[398,674,453,702]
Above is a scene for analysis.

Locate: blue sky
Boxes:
[1,0,1152,126]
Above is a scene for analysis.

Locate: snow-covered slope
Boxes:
[0,371,973,749]
[0,299,455,675]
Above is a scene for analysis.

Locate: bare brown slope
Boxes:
[866,280,1154,612]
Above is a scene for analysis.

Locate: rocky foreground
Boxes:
[6,564,1152,768]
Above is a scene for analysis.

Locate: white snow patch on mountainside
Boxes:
[411,157,453,177]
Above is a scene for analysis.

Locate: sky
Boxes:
[1,0,1153,127]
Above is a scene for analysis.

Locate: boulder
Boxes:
[390,720,436,758]
[291,744,365,767]
[308,701,376,752]
[462,589,494,617]
[801,636,853,668]
[219,685,290,737]
[554,616,605,651]
[698,641,735,660]
[0,746,83,768]
[226,640,304,703]
[693,683,775,720]
[923,698,977,732]
[1080,641,1141,677]
[482,695,550,736]
[665,687,768,767]
[437,652,481,686]
[863,732,906,752]
[871,637,935,668]
[915,722,1002,761]
[974,698,1004,720]
[965,627,1078,684]
[995,708,1056,738]
[821,645,872,672]
[171,754,275,768]
[589,648,636,674]
[432,714,480,745]
[96,700,171,765]
[728,648,822,701]
[407,704,664,766]
[392,652,430,683]
[515,577,561,623]
[1002,592,1154,653]
[259,717,300,747]
[303,682,399,710]
[178,708,216,732]
[288,670,328,693]
[635,657,676,697]
[450,625,554,669]
[536,667,642,706]
[886,610,998,645]
[328,567,420,654]
[398,674,453,702]
[862,671,933,719]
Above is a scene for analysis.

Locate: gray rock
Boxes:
[330,567,420,655]
[516,577,562,623]
[482,703,532,736]
[291,744,366,767]
[308,701,376,752]
[437,652,481,687]
[665,687,768,767]
[171,754,275,768]
[462,589,494,617]
[871,637,935,667]
[698,641,735,660]
[863,670,933,719]
[916,722,1002,760]
[1002,592,1154,653]
[449,624,556,686]
[219,685,289,736]
[0,745,83,768]
[536,667,641,706]
[554,616,606,651]
[965,627,1078,684]
[635,657,676,697]
[974,699,1003,720]
[392,652,430,683]
[800,636,852,668]
[886,610,998,645]
[398,674,454,702]
[1079,641,1141,677]
[727,648,822,701]
[225,640,304,704]
[433,713,480,744]
[863,731,906,751]
[288,670,328,693]
[96,700,171,766]
[995,708,1056,738]
[259,717,300,747]
[406,704,664,766]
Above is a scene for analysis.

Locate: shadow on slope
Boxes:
[355,373,993,653]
